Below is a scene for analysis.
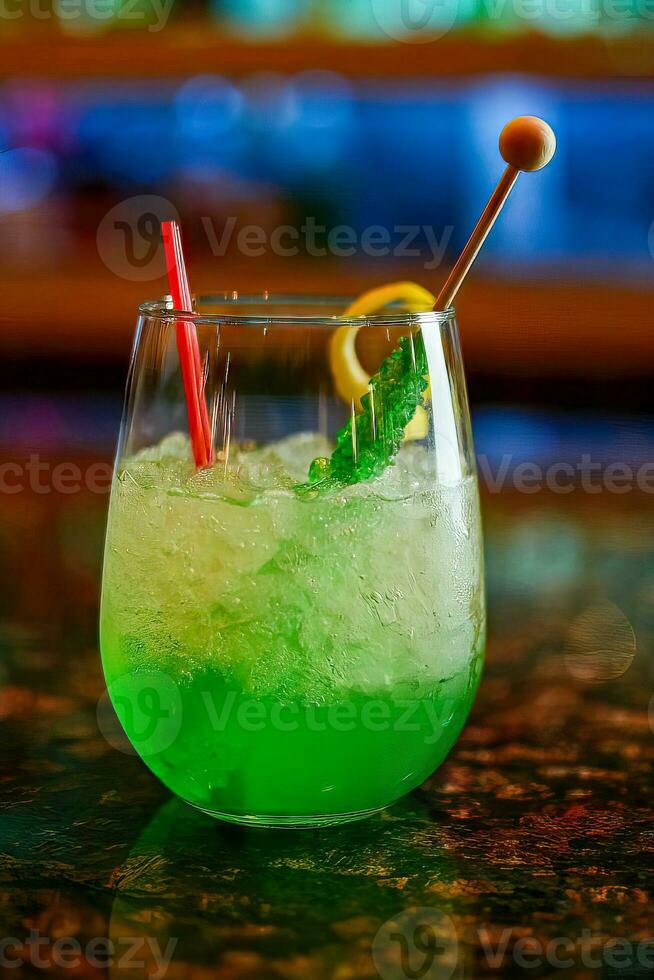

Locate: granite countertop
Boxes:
[0,469,652,979]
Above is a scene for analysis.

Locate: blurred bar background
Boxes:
[0,0,652,457]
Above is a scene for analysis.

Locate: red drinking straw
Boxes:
[161,221,214,468]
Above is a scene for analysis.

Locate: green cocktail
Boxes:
[101,429,484,826]
[100,295,484,827]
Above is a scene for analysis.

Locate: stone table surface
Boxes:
[0,467,652,979]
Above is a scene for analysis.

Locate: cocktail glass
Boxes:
[100,294,485,828]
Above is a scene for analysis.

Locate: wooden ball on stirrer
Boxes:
[434,116,556,312]
[499,115,556,172]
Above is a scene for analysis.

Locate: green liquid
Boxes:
[100,434,485,826]
[100,647,482,824]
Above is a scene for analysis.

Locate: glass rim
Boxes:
[138,292,455,327]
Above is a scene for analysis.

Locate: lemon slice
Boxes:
[330,282,435,441]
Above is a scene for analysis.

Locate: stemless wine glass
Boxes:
[100,294,485,828]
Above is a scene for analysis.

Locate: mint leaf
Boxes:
[297,332,428,493]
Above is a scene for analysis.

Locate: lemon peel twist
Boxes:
[298,282,436,493]
[330,282,435,441]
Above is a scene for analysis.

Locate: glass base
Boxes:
[188,801,385,829]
